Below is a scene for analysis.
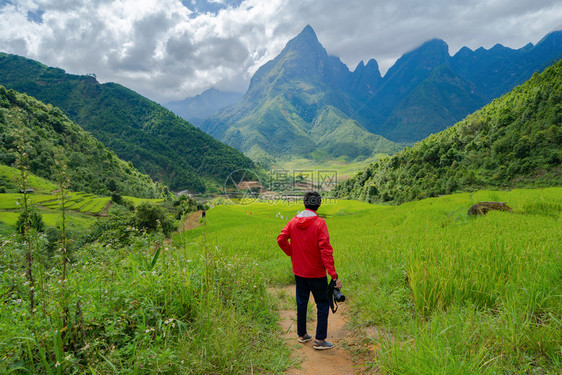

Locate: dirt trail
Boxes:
[182,210,204,231]
[164,211,203,245]
[274,285,375,374]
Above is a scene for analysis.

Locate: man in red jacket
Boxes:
[277,191,343,350]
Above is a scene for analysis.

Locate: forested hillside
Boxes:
[0,53,256,192]
[0,85,168,198]
[335,60,562,204]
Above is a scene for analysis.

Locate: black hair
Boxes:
[304,191,321,211]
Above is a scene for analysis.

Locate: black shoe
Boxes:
[312,340,334,350]
[298,334,312,343]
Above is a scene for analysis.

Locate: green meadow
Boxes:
[178,187,562,373]
[1,187,560,373]
[270,153,392,179]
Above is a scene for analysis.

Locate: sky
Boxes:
[0,0,561,103]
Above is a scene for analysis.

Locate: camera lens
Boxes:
[333,288,346,302]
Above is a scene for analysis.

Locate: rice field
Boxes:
[0,164,58,194]
[0,189,165,234]
[1,185,560,373]
[176,187,562,373]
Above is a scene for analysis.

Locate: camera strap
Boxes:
[328,279,338,313]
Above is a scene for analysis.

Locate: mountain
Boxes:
[335,60,562,204]
[164,88,243,126]
[369,31,562,141]
[201,25,401,165]
[0,85,168,198]
[0,53,256,192]
[201,26,562,161]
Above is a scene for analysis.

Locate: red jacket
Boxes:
[277,209,337,279]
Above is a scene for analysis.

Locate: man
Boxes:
[277,191,343,350]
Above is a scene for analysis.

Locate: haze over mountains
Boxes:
[165,88,243,127]
[194,25,562,165]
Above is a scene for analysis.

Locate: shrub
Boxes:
[15,208,44,234]
[135,202,176,236]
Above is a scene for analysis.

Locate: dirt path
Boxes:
[274,285,375,374]
[164,210,203,246]
[181,210,204,231]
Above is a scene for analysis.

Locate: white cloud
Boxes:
[0,0,561,103]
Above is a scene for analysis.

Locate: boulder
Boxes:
[468,202,512,216]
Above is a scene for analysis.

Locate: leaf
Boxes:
[149,245,161,272]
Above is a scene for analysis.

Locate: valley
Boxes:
[0,15,560,375]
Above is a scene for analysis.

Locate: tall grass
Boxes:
[0,230,292,373]
[178,187,562,373]
[2,187,560,373]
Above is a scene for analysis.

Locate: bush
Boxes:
[135,202,177,236]
[15,208,45,234]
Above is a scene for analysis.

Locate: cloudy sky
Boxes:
[1,0,561,103]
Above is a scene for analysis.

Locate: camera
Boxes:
[333,287,345,302]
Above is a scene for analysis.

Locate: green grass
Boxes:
[0,192,112,234]
[123,196,164,206]
[0,164,59,193]
[0,191,166,229]
[0,193,59,209]
[0,223,293,374]
[79,197,111,214]
[1,187,560,373]
[0,210,94,230]
[176,187,562,373]
[271,154,390,179]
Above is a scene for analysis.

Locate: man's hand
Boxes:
[335,278,343,289]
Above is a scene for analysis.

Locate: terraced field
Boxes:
[0,164,165,233]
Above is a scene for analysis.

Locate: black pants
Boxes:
[295,275,329,340]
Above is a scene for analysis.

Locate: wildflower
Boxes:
[54,361,60,367]
[32,308,37,312]
[30,286,34,291]
[65,355,71,361]
[171,323,175,328]
[16,299,22,304]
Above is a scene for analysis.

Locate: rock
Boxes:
[468,202,512,216]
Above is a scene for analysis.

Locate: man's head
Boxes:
[304,191,321,211]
